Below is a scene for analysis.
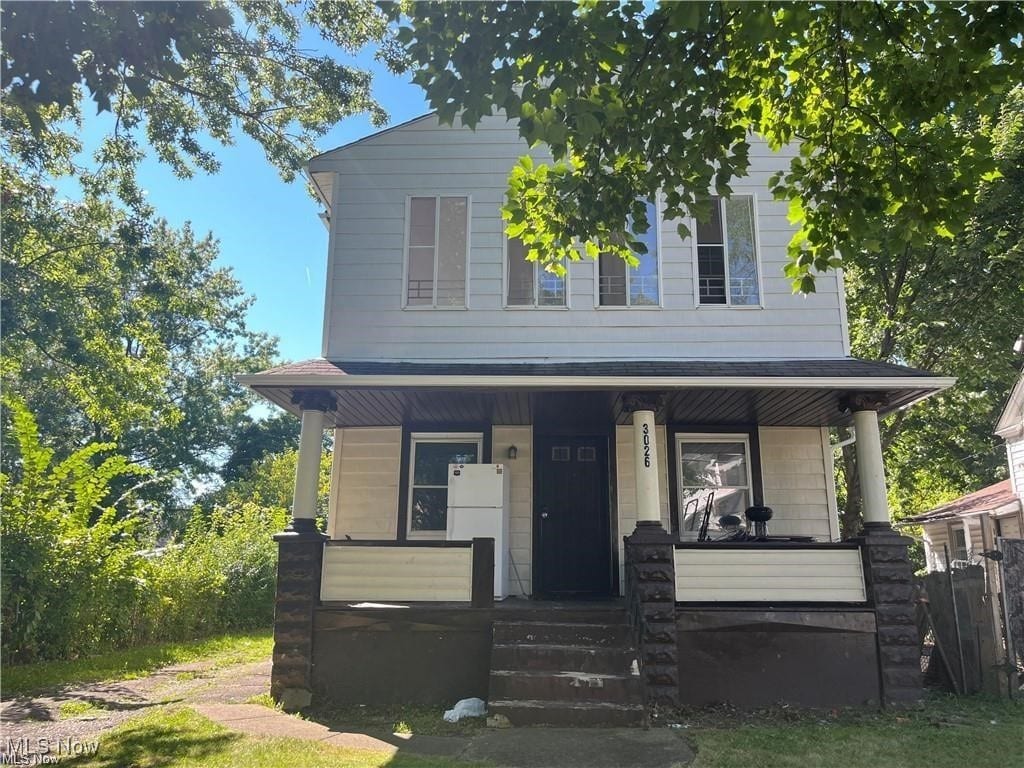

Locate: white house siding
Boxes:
[757,427,838,540]
[998,513,1022,539]
[1007,436,1024,498]
[921,518,988,571]
[327,427,402,540]
[317,113,848,362]
[615,425,672,591]
[493,426,533,596]
[321,546,472,602]
[674,548,867,602]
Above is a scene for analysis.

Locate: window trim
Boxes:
[405,431,485,540]
[595,195,664,310]
[401,194,472,311]
[690,193,766,310]
[502,232,571,310]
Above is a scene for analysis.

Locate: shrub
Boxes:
[1,399,287,664]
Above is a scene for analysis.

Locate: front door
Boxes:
[534,435,612,598]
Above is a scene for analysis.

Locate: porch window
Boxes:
[506,237,566,307]
[407,432,483,538]
[696,195,760,306]
[598,199,660,307]
[405,196,469,308]
[676,434,753,534]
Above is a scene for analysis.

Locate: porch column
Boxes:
[270,389,336,711]
[842,393,922,707]
[622,394,678,707]
[288,389,336,532]
[851,404,890,527]
[630,402,661,524]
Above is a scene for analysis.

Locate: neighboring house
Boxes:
[240,113,954,721]
[904,373,1024,572]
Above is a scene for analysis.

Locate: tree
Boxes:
[2,0,399,205]
[393,1,1023,289]
[220,411,301,485]
[1,165,277,507]
[837,88,1024,535]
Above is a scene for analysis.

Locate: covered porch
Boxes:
[240,358,952,715]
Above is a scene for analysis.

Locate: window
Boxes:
[951,526,969,564]
[696,195,760,306]
[405,196,469,307]
[506,238,566,307]
[407,433,482,537]
[599,199,660,307]
[676,434,753,534]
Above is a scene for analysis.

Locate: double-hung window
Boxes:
[506,238,566,307]
[406,432,483,538]
[696,195,761,306]
[598,199,660,307]
[405,196,469,308]
[676,434,753,534]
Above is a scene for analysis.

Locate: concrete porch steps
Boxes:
[488,615,644,726]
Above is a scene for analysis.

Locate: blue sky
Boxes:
[69,38,430,363]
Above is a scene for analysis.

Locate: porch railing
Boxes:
[674,542,867,603]
[320,538,494,608]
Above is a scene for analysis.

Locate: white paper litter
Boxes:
[443,697,487,722]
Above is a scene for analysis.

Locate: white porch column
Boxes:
[288,390,336,532]
[624,394,663,525]
[852,406,890,527]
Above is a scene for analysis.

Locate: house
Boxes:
[903,373,1024,572]
[239,113,954,721]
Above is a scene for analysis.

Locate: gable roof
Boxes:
[995,372,1024,440]
[901,479,1020,524]
[306,113,438,212]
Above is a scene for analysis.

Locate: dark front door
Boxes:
[534,435,612,598]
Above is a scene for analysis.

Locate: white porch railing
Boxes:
[320,540,493,605]
[674,544,867,603]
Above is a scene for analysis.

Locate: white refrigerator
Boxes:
[446,463,510,599]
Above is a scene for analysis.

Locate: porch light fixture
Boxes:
[507,445,518,460]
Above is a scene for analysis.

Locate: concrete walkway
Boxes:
[196,703,695,768]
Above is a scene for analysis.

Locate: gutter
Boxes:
[236,373,956,392]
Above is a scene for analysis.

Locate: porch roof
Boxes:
[901,479,1021,525]
[238,358,954,429]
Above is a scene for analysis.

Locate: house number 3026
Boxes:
[641,423,651,468]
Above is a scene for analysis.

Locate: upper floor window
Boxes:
[506,238,566,307]
[405,196,468,308]
[598,200,660,307]
[696,195,760,306]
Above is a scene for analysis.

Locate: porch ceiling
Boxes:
[239,359,953,429]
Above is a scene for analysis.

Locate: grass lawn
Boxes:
[1,629,272,698]
[687,695,1024,768]
[61,707,482,768]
